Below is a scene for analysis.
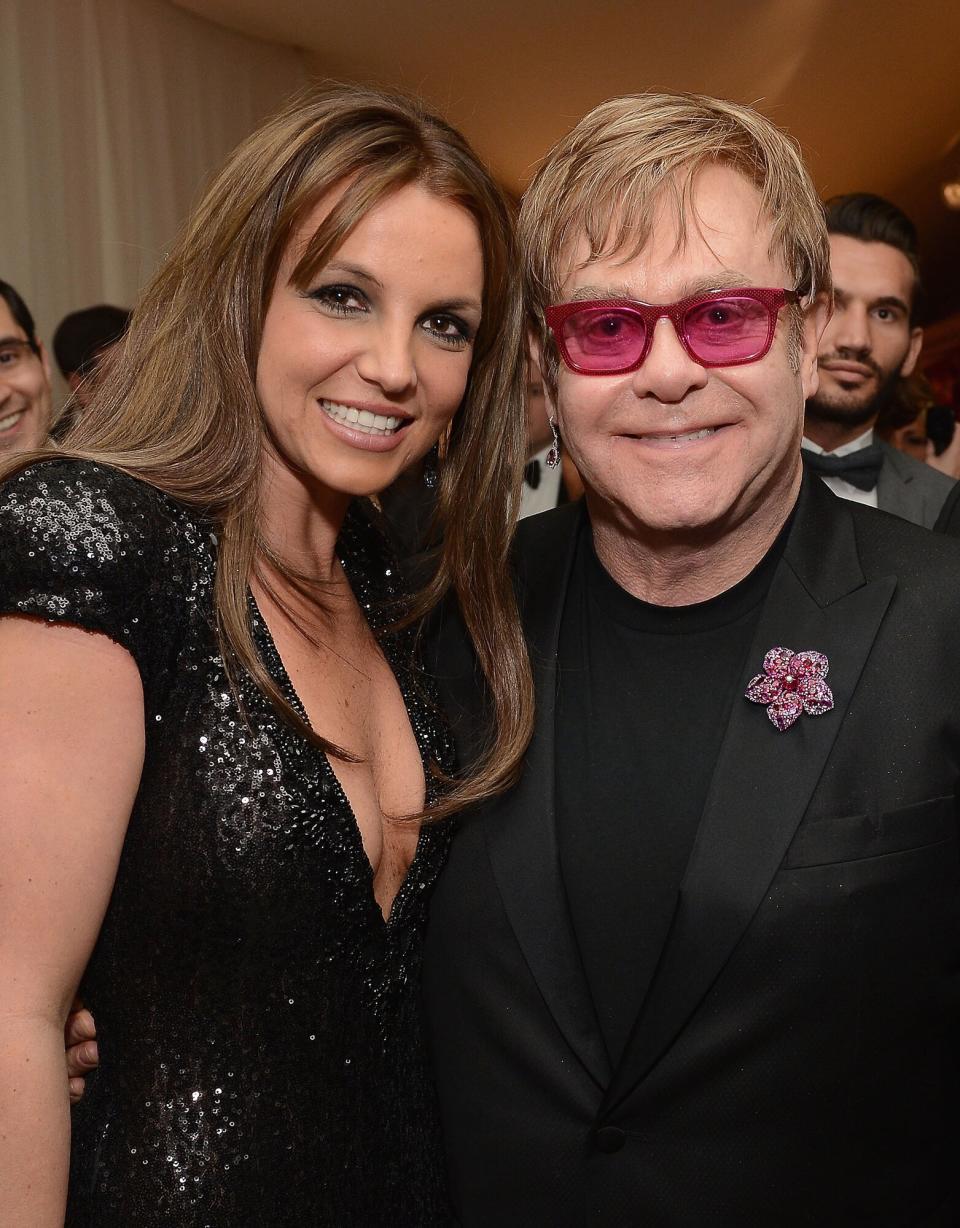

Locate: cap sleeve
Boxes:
[0,458,186,688]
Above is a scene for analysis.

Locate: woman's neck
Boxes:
[257,451,352,583]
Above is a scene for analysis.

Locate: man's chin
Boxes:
[805,392,878,429]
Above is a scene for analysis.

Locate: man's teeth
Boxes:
[651,427,716,442]
[320,400,403,435]
[0,410,25,433]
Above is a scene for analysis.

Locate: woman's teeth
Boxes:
[320,400,403,436]
[0,409,25,433]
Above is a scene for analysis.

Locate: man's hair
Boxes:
[519,92,831,390]
[823,193,922,320]
[0,279,40,355]
[53,305,131,379]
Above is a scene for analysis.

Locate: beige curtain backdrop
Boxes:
[1,0,307,377]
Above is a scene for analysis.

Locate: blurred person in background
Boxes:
[876,369,935,461]
[520,354,584,517]
[52,305,131,435]
[0,278,53,454]
[802,193,953,526]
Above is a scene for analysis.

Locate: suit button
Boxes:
[594,1126,626,1154]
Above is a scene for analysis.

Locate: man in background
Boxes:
[802,193,953,526]
[0,279,53,455]
[520,357,583,517]
[52,304,130,435]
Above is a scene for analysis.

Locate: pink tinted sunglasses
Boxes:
[545,287,800,375]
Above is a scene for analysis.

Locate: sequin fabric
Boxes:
[0,459,455,1227]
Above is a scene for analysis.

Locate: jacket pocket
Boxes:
[783,794,957,869]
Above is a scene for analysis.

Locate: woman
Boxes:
[0,85,532,1226]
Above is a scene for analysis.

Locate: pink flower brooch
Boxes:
[745,647,834,732]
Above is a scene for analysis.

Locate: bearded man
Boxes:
[801,193,953,526]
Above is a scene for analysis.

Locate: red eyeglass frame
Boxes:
[545,287,800,375]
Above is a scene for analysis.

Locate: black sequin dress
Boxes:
[0,459,455,1226]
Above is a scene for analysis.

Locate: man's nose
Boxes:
[354,322,418,397]
[828,303,871,356]
[628,317,708,403]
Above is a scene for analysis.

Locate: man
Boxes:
[424,95,960,1225]
[0,279,53,453]
[802,193,953,526]
[51,303,130,436]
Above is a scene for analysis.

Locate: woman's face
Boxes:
[256,181,484,505]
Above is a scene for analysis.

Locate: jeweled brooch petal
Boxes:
[745,646,834,731]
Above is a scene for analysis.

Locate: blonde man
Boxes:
[423,93,960,1225]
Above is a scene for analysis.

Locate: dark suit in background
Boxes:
[934,475,960,537]
[423,478,960,1227]
[802,437,954,528]
[875,439,954,527]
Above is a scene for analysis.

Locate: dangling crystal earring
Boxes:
[423,444,439,489]
[546,418,561,468]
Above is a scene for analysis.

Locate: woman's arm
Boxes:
[0,617,144,1226]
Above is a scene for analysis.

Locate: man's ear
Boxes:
[799,291,832,401]
[900,326,923,378]
[37,340,54,388]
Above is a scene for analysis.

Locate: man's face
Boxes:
[0,299,53,453]
[545,163,824,536]
[809,234,922,429]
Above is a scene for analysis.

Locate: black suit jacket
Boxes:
[423,477,960,1227]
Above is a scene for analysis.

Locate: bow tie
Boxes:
[802,444,885,491]
[524,458,541,490]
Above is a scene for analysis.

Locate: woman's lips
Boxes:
[317,398,413,453]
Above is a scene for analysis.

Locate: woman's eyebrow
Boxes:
[319,261,384,288]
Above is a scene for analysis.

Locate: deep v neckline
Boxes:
[246,513,437,928]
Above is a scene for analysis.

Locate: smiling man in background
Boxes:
[801,193,953,525]
[0,279,53,455]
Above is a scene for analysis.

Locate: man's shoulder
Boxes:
[512,501,582,570]
[880,440,955,495]
[843,490,960,586]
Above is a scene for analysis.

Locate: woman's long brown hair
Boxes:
[3,83,534,820]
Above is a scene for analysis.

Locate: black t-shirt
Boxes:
[556,517,787,1065]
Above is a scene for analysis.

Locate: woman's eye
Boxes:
[308,285,366,314]
[423,314,471,347]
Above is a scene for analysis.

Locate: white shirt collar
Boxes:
[801,427,875,458]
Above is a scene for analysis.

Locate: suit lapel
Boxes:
[484,502,613,1089]
[601,480,896,1114]
[876,441,922,523]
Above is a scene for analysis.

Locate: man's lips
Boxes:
[617,423,731,446]
[0,408,28,434]
[820,360,876,381]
